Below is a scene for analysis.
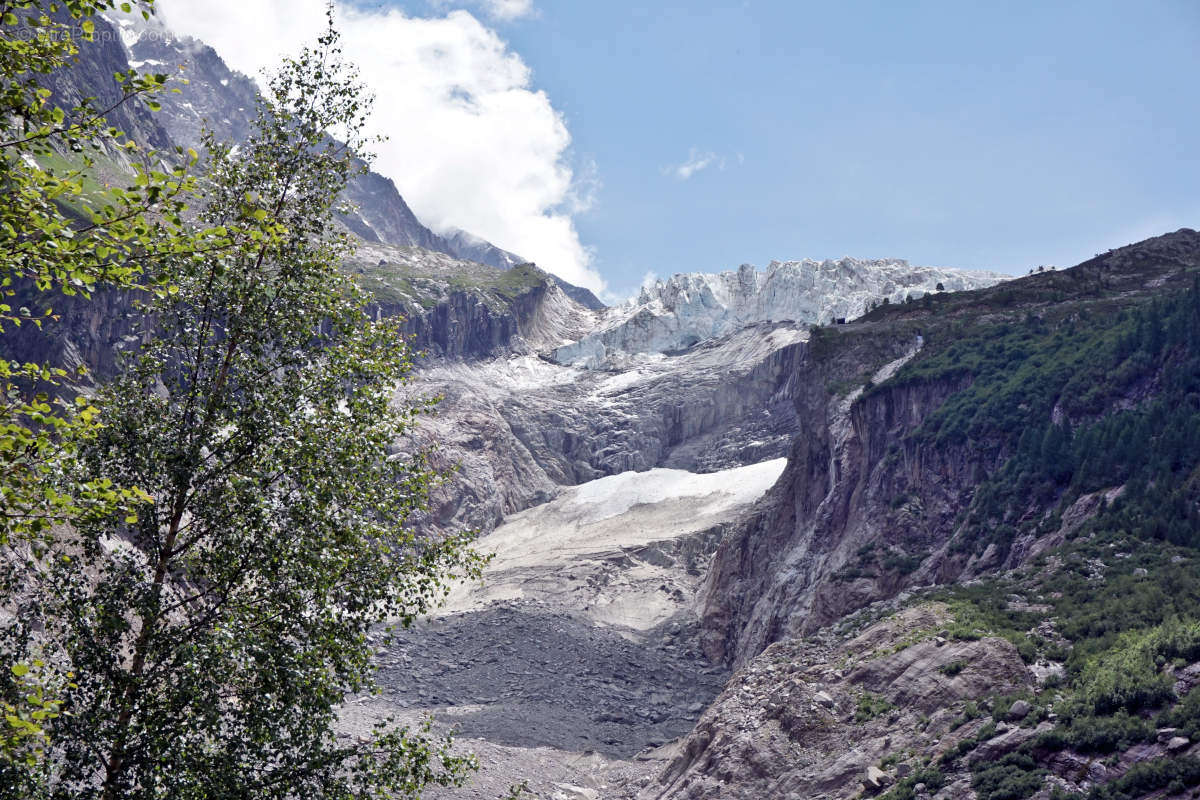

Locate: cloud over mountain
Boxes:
[160,0,602,291]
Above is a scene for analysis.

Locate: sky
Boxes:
[160,0,1200,301]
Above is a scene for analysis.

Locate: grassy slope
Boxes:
[345,243,547,311]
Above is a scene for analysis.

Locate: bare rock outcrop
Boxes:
[644,604,1033,800]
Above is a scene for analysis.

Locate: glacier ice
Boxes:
[553,258,1005,368]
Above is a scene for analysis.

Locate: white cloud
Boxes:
[432,0,536,21]
[155,1,602,292]
[665,148,724,180]
[484,0,535,20]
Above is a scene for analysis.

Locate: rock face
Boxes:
[42,10,175,156]
[697,227,1200,668]
[697,330,972,665]
[553,259,1004,368]
[9,244,573,383]
[644,604,1033,800]
[413,323,808,534]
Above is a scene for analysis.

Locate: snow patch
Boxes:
[440,459,787,630]
[566,459,786,526]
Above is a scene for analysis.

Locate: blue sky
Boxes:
[172,0,1200,298]
[497,0,1200,293]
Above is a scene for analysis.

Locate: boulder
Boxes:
[1007,699,1032,721]
[970,723,1051,764]
[862,765,893,791]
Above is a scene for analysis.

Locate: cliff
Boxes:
[700,228,1200,668]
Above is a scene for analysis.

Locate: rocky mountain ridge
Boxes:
[101,7,610,311]
[554,259,1003,368]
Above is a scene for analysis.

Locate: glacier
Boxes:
[552,258,1005,368]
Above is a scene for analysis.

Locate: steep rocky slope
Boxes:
[700,228,1200,668]
[648,602,1034,800]
[630,229,1200,800]
[651,519,1200,800]
[5,243,573,383]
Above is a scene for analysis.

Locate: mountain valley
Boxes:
[6,8,1200,800]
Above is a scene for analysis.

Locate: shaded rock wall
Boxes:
[698,336,989,666]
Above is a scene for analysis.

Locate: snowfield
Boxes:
[440,459,787,632]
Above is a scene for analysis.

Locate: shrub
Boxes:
[1074,620,1200,715]
[1085,757,1200,800]
[855,692,896,723]
[971,753,1046,800]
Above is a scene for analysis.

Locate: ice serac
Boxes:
[553,258,1005,368]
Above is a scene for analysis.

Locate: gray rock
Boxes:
[1007,699,1032,720]
[1167,736,1191,753]
[970,723,1049,764]
[863,765,892,790]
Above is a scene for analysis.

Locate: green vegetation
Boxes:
[970,753,1046,800]
[1072,619,1200,715]
[938,720,996,766]
[0,0,198,770]
[916,531,1200,799]
[1034,712,1154,755]
[355,256,546,308]
[0,5,482,798]
[834,541,928,582]
[1160,687,1200,742]
[854,691,896,723]
[1051,757,1200,800]
[880,275,1200,560]
[0,0,193,545]
[878,765,946,800]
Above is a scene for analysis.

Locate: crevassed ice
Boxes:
[553,258,1005,368]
